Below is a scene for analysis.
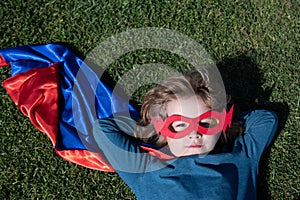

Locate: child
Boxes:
[92,69,278,200]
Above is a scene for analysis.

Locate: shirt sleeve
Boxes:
[239,110,278,160]
[92,115,155,173]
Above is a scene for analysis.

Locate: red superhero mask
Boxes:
[150,105,234,139]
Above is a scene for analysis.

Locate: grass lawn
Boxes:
[0,0,299,199]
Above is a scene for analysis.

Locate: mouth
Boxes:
[186,144,203,148]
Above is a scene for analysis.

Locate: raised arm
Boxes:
[92,115,154,173]
[240,110,278,159]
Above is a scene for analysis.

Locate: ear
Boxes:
[226,94,232,104]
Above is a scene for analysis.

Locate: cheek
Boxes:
[166,138,186,155]
[203,133,221,146]
[167,138,185,148]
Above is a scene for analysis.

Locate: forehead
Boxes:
[166,96,210,118]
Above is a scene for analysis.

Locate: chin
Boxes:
[174,148,213,157]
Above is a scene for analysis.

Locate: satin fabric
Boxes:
[0,43,140,171]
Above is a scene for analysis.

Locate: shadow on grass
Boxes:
[217,53,290,200]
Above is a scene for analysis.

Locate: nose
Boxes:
[188,131,202,140]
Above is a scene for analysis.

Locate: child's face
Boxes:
[165,96,221,157]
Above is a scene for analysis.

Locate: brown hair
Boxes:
[134,69,243,149]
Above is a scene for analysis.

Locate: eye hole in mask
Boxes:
[170,121,189,132]
[198,118,219,128]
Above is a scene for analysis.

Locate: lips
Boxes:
[187,144,203,148]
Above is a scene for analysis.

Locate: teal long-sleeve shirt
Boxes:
[92,110,278,200]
